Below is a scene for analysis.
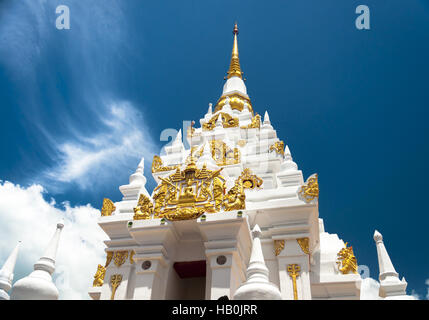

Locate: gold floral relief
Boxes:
[287,264,301,300]
[297,237,310,255]
[105,251,113,268]
[238,168,263,189]
[101,198,116,216]
[274,240,285,256]
[113,251,129,268]
[110,274,123,300]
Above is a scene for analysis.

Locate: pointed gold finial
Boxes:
[226,22,243,79]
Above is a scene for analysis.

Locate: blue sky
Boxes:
[0,0,428,298]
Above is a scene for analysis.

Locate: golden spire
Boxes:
[226,23,243,79]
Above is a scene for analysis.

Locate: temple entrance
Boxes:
[166,260,206,300]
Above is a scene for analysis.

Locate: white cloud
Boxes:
[41,100,157,191]
[0,181,107,300]
[360,277,381,300]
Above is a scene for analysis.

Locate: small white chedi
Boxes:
[0,24,415,301]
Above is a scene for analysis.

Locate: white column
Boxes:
[276,239,311,300]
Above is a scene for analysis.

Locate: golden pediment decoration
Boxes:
[239,168,263,189]
[151,155,179,173]
[93,264,106,287]
[241,114,261,129]
[336,243,358,274]
[152,160,226,221]
[274,240,285,256]
[113,251,129,268]
[210,140,240,166]
[133,194,154,220]
[298,173,319,203]
[297,237,310,255]
[269,141,285,157]
[148,158,247,221]
[101,198,116,216]
[202,112,239,131]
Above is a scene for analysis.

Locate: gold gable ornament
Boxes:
[298,173,319,203]
[101,198,116,216]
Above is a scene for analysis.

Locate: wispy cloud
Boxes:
[41,100,156,191]
[0,181,107,299]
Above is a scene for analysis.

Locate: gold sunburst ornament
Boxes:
[298,173,319,203]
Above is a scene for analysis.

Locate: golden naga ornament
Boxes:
[151,155,179,173]
[92,264,106,287]
[238,168,263,189]
[110,274,122,300]
[298,173,319,203]
[133,194,154,220]
[274,240,285,256]
[336,243,358,274]
[210,140,240,166]
[269,141,285,157]
[202,112,239,131]
[297,237,310,255]
[113,251,129,268]
[130,251,135,264]
[101,198,116,216]
[287,264,301,300]
[241,114,261,129]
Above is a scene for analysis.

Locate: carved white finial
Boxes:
[0,242,21,300]
[373,230,412,299]
[233,224,281,300]
[215,114,223,127]
[208,103,213,114]
[263,111,271,125]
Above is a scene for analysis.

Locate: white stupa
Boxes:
[11,222,64,300]
[233,225,281,300]
[373,230,415,300]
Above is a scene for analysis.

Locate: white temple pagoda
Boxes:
[85,23,415,301]
[0,24,414,301]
